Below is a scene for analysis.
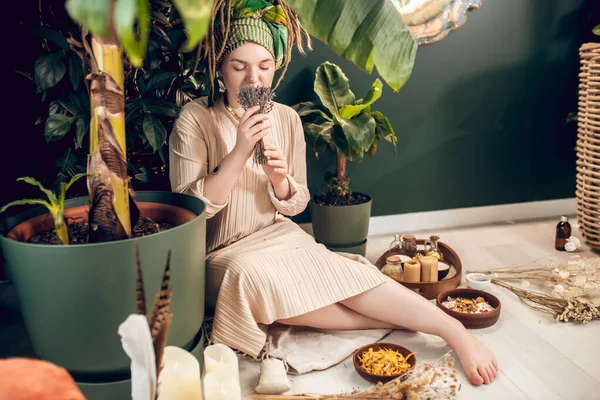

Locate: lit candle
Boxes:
[157,346,203,400]
[203,371,242,400]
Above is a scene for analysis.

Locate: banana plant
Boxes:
[293,62,397,198]
[64,0,214,242]
[285,0,417,92]
[0,175,89,245]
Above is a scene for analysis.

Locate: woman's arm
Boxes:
[265,111,310,216]
[169,103,270,218]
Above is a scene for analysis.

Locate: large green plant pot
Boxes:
[0,191,206,386]
[309,194,371,256]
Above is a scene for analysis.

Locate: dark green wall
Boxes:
[278,0,595,224]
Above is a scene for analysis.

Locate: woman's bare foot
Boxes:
[442,322,499,385]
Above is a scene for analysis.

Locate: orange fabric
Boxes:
[0,358,85,400]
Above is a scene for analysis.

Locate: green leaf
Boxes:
[65,0,110,37]
[336,113,376,153]
[0,199,53,215]
[339,79,383,119]
[115,0,150,67]
[293,101,333,120]
[65,173,90,192]
[286,0,417,92]
[75,118,87,149]
[140,71,178,94]
[371,111,397,152]
[68,53,83,90]
[173,0,214,51]
[594,25,600,36]
[314,62,355,116]
[143,99,180,117]
[45,114,74,142]
[17,177,58,204]
[34,53,66,91]
[332,125,352,160]
[143,113,167,151]
[32,26,69,50]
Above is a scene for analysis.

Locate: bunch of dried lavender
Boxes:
[251,353,459,400]
[237,86,275,165]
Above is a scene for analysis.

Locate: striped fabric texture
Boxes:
[169,98,386,357]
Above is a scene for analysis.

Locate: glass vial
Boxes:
[555,216,572,251]
[389,234,402,251]
[425,235,443,260]
[401,235,418,257]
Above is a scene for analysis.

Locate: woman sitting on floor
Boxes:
[169,0,498,386]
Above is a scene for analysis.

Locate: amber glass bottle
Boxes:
[555,216,571,251]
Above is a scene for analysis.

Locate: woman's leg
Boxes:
[278,302,404,330]
[338,277,498,385]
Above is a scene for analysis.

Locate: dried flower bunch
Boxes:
[237,86,275,165]
[469,256,600,324]
[251,353,460,400]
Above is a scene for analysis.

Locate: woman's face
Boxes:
[220,42,275,106]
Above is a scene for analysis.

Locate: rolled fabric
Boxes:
[420,256,439,282]
[403,258,421,292]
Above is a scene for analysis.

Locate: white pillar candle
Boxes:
[203,371,242,400]
[157,346,203,400]
[204,344,240,382]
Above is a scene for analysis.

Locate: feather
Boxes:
[153,313,173,380]
[135,241,147,315]
[149,251,172,338]
[118,314,157,400]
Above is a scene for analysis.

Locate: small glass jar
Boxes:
[425,235,443,260]
[389,234,402,252]
[401,235,418,257]
[382,255,403,281]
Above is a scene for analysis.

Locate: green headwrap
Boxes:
[216,0,289,69]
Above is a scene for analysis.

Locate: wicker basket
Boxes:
[576,43,600,249]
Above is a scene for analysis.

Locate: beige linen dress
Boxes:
[169,97,386,358]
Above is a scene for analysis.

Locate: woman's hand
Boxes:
[263,144,289,185]
[232,106,272,159]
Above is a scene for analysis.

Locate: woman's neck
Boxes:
[225,91,243,112]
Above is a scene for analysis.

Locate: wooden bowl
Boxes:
[352,342,416,384]
[436,288,501,329]
[375,240,462,300]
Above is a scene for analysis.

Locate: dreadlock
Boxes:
[200,0,312,92]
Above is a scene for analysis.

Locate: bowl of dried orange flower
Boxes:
[352,342,416,384]
[436,288,501,329]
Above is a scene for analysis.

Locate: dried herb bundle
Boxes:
[237,86,275,165]
[469,256,600,323]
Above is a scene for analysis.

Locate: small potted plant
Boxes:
[293,62,397,255]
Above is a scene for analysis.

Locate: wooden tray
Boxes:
[375,239,462,300]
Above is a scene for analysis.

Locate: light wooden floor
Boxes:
[239,217,600,400]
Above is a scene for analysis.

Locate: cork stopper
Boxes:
[386,255,402,264]
[402,235,416,241]
[560,216,568,222]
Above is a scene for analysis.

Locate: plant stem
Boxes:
[336,153,347,182]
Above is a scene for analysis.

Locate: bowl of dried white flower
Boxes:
[436,288,501,329]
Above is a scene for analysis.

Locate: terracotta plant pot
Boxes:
[0,191,206,390]
[309,193,371,256]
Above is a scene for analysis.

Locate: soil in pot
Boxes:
[27,217,173,245]
[7,202,196,245]
[312,192,370,207]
